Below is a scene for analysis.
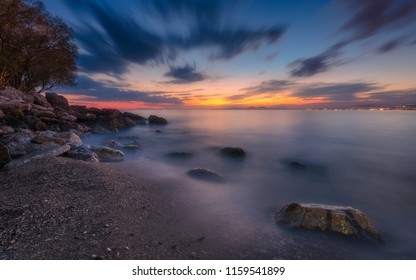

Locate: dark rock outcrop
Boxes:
[274,203,382,243]
[64,145,99,162]
[187,168,225,183]
[45,92,69,108]
[148,115,168,125]
[289,161,307,170]
[220,147,246,158]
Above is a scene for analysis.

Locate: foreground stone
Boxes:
[187,168,225,183]
[220,147,246,158]
[64,145,99,162]
[4,145,70,170]
[274,203,382,243]
[90,146,125,162]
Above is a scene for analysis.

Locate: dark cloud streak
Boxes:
[164,63,205,84]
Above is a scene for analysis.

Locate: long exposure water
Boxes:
[85,110,416,259]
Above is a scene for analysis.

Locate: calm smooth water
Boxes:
[85,110,416,259]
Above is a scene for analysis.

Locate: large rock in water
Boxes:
[220,147,246,158]
[187,168,225,183]
[89,146,125,162]
[148,115,168,125]
[274,203,382,243]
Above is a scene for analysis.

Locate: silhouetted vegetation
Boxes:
[0,0,77,92]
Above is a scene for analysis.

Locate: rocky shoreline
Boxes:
[0,87,167,170]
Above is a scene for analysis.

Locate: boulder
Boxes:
[31,93,52,108]
[274,203,382,243]
[0,126,15,135]
[187,168,225,183]
[45,92,69,108]
[220,147,246,158]
[122,112,146,125]
[31,135,66,145]
[0,130,35,158]
[0,143,12,170]
[35,111,57,119]
[4,144,71,170]
[55,132,82,144]
[100,140,140,150]
[65,145,99,162]
[148,115,168,125]
[89,146,124,162]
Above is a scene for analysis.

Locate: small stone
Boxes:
[187,168,225,183]
[106,247,112,252]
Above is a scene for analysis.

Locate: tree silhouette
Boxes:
[0,0,77,92]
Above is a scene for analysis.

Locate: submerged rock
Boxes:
[148,115,168,125]
[101,140,140,150]
[220,147,246,158]
[187,168,225,183]
[288,161,307,170]
[274,203,382,243]
[65,145,99,162]
[90,146,125,162]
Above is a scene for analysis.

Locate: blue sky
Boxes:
[42,0,416,109]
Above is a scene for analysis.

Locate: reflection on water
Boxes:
[85,110,416,259]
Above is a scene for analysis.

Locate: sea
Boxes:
[84,110,416,259]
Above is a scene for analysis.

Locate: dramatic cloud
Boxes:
[60,75,182,104]
[289,43,345,77]
[294,82,379,101]
[62,0,287,75]
[288,0,416,77]
[340,0,416,42]
[164,63,205,84]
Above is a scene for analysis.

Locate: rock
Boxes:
[122,112,146,125]
[35,111,57,119]
[31,135,66,145]
[101,139,140,150]
[31,93,51,108]
[148,115,168,125]
[0,109,4,120]
[274,203,382,243]
[90,146,124,162]
[9,109,25,120]
[187,168,225,183]
[4,144,71,170]
[4,115,27,128]
[220,147,246,158]
[0,126,14,135]
[0,87,26,100]
[166,152,193,159]
[55,132,82,144]
[155,130,162,133]
[64,145,99,162]
[0,143,12,169]
[0,130,35,158]
[30,120,47,131]
[289,161,307,170]
[45,92,69,108]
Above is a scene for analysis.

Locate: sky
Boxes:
[42,0,416,109]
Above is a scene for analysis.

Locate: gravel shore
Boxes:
[0,157,255,259]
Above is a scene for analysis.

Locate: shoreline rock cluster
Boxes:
[0,87,166,170]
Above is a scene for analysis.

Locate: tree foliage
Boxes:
[0,0,77,92]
